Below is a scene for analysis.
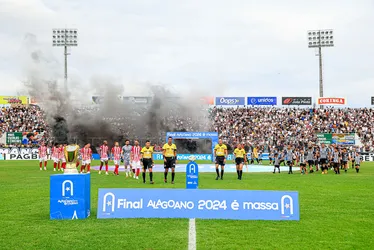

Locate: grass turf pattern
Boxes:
[0,160,373,250]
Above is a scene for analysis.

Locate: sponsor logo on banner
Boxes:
[1,147,40,160]
[153,154,212,161]
[186,162,199,189]
[97,189,300,220]
[0,96,28,105]
[317,97,346,105]
[360,152,374,162]
[215,97,245,106]
[247,97,277,106]
[371,97,374,105]
[282,97,312,105]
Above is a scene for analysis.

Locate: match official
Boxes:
[233,143,246,180]
[162,136,177,184]
[214,139,228,180]
[141,140,154,184]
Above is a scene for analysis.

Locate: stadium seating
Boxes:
[1,105,373,151]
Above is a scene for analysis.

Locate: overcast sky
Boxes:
[0,0,373,106]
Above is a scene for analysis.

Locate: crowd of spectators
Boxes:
[0,104,373,152]
[209,107,374,152]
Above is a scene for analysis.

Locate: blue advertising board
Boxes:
[247,97,277,106]
[186,162,199,189]
[153,153,212,161]
[215,97,245,106]
[97,189,299,221]
[50,174,91,220]
[152,153,269,161]
[166,132,218,162]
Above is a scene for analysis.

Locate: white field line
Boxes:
[188,218,196,250]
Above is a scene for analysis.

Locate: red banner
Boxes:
[317,97,346,105]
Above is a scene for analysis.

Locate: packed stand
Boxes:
[210,107,374,152]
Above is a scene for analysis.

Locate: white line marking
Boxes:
[188,218,196,250]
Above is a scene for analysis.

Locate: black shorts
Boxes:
[307,160,314,166]
[334,162,340,168]
[287,161,293,166]
[320,158,327,165]
[216,156,225,166]
[142,158,153,169]
[164,157,176,168]
[315,160,319,165]
[355,164,360,167]
[235,157,244,165]
[342,161,348,165]
[300,163,306,167]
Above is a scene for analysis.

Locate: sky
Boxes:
[0,0,374,107]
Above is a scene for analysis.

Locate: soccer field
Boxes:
[1,160,373,250]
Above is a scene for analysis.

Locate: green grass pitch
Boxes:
[0,160,373,250]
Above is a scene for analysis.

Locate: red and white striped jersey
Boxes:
[59,147,65,159]
[100,145,109,158]
[111,146,121,160]
[81,148,92,161]
[52,147,59,158]
[131,145,141,161]
[38,146,47,157]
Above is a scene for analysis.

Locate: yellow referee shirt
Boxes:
[162,143,177,157]
[214,144,227,157]
[234,148,246,158]
[141,146,154,159]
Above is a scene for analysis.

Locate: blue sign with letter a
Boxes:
[97,189,299,221]
[186,162,199,189]
[50,174,91,220]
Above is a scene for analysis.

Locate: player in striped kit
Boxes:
[354,152,362,173]
[52,143,60,171]
[99,140,110,175]
[131,140,142,179]
[38,142,48,171]
[80,143,92,173]
[59,144,67,172]
[332,147,341,174]
[111,142,122,176]
[319,143,330,174]
[298,149,307,175]
[285,145,294,174]
[122,140,133,178]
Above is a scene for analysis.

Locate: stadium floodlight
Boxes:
[307,29,334,101]
[52,28,78,96]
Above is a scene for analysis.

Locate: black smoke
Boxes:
[52,116,69,144]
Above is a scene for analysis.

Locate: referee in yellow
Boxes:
[163,136,177,184]
[214,139,228,180]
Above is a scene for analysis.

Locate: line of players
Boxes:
[38,138,178,184]
[268,143,362,174]
[38,142,67,171]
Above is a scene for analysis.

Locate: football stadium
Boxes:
[1,1,374,250]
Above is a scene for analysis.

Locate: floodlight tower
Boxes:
[307,29,334,99]
[52,28,78,96]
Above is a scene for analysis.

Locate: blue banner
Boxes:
[166,132,218,162]
[97,189,299,221]
[153,154,212,161]
[215,97,245,106]
[186,162,199,189]
[50,174,91,220]
[247,97,277,106]
[151,153,269,161]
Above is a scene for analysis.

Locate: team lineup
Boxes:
[37,138,363,183]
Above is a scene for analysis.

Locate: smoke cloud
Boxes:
[20,33,212,151]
